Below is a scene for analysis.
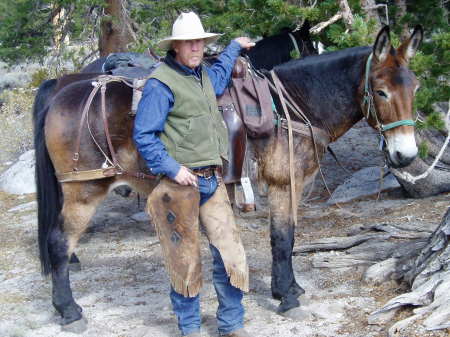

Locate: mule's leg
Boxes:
[49,183,107,327]
[69,253,81,272]
[268,184,305,313]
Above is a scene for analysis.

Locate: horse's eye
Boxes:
[376,90,388,98]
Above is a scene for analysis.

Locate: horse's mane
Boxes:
[273,46,372,129]
[243,24,317,71]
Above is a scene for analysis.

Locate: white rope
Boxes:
[391,100,450,184]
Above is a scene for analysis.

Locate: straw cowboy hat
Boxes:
[157,12,221,51]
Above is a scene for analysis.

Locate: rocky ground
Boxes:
[0,121,449,337]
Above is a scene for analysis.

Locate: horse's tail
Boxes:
[32,78,57,124]
[33,85,62,276]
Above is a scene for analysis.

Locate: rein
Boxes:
[362,53,415,132]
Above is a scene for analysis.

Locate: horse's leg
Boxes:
[49,183,107,329]
[69,253,81,272]
[268,180,305,313]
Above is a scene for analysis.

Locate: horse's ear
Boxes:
[397,25,423,63]
[373,25,391,63]
[299,20,311,36]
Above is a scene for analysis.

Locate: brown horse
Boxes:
[34,26,422,330]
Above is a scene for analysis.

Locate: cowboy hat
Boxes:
[157,12,222,51]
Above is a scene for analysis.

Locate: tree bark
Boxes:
[360,0,382,32]
[99,0,135,57]
[394,0,409,40]
[369,207,450,334]
[338,0,355,28]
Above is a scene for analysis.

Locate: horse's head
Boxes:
[292,20,318,57]
[363,25,423,168]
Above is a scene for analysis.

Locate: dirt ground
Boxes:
[0,121,449,337]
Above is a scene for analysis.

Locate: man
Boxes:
[133,11,255,337]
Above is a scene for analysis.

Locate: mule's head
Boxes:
[364,25,423,168]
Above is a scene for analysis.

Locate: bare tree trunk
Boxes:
[395,0,409,40]
[338,0,355,28]
[360,0,382,32]
[99,0,135,57]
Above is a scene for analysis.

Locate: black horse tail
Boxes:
[32,78,57,124]
[33,81,62,276]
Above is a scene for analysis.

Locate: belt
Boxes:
[191,166,223,180]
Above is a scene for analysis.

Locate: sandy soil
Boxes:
[0,121,449,337]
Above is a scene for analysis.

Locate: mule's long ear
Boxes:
[373,26,391,63]
[398,25,423,63]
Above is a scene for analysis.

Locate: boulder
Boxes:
[327,166,400,205]
[0,150,35,194]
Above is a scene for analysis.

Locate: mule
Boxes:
[34,25,422,329]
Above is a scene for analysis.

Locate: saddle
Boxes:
[218,57,274,184]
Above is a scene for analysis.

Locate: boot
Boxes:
[222,328,250,337]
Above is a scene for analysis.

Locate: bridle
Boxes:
[362,53,416,134]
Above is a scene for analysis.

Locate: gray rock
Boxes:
[327,167,400,205]
[363,258,398,285]
[131,211,151,222]
[0,150,35,194]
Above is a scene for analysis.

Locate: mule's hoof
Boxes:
[61,316,88,334]
[272,282,305,301]
[69,262,82,272]
[277,297,300,313]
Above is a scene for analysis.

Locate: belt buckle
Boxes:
[203,169,213,179]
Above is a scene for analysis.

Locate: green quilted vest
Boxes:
[150,62,228,168]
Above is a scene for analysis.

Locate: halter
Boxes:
[362,53,415,133]
[288,33,301,58]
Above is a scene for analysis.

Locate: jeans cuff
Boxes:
[182,327,201,336]
[218,323,244,336]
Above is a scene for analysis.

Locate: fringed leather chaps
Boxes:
[147,178,248,297]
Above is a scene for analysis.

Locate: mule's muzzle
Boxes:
[386,150,416,168]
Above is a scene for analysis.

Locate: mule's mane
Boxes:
[274,46,372,135]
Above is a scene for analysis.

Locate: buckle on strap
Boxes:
[192,166,216,179]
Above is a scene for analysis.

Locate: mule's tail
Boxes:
[33,79,62,276]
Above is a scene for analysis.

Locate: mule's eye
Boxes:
[376,90,388,98]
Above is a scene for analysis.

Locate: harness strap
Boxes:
[287,33,301,58]
[60,74,157,183]
[271,71,298,227]
[269,70,335,201]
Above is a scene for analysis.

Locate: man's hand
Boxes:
[234,37,256,50]
[173,166,198,187]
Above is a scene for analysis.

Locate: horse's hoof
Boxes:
[272,282,305,301]
[61,316,88,334]
[277,296,300,313]
[69,262,81,272]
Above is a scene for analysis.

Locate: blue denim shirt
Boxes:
[133,41,242,179]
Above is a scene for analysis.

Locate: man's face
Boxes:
[173,39,205,69]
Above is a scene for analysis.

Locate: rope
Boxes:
[390,100,450,184]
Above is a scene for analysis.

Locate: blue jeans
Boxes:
[170,176,244,336]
